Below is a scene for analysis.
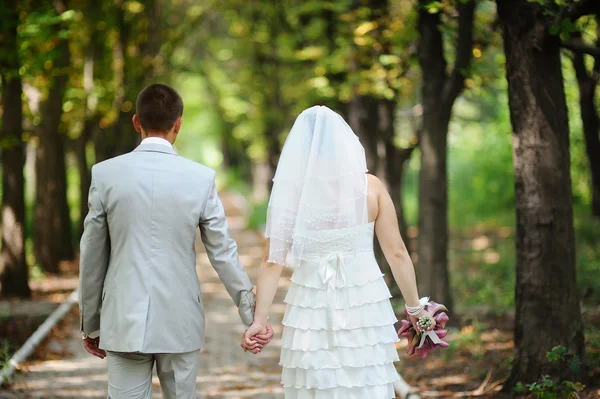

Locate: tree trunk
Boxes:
[94,2,146,162]
[347,95,381,174]
[378,99,415,295]
[221,125,253,184]
[261,45,285,189]
[497,0,585,387]
[75,122,93,239]
[0,1,31,298]
[348,95,415,292]
[385,145,415,248]
[265,114,282,190]
[379,97,414,244]
[570,29,600,218]
[350,96,394,286]
[581,89,600,218]
[34,28,73,274]
[76,14,101,239]
[416,109,453,308]
[416,0,475,309]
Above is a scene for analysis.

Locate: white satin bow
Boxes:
[318,253,348,348]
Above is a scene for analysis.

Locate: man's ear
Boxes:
[132,114,142,133]
[173,116,183,135]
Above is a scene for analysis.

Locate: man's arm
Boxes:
[199,176,255,326]
[79,166,110,336]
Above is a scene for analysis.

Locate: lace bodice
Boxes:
[295,222,374,262]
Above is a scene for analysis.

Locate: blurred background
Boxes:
[0,0,599,397]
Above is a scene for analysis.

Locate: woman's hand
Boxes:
[410,309,436,333]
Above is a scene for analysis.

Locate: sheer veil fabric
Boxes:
[265,105,369,268]
[267,106,400,398]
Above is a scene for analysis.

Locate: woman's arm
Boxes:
[242,239,284,353]
[371,177,434,329]
[253,239,284,325]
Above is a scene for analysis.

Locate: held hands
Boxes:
[241,322,274,354]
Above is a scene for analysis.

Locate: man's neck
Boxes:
[142,132,174,144]
[142,136,173,147]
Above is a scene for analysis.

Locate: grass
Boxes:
[0,340,11,373]
[450,233,516,312]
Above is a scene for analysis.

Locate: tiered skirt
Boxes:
[280,254,400,398]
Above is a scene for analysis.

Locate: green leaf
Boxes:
[568,355,581,373]
[513,382,526,393]
[379,54,400,66]
[549,24,561,36]
[573,382,586,392]
[547,345,568,362]
[59,9,75,21]
[424,1,442,14]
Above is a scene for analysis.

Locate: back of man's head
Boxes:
[135,84,183,133]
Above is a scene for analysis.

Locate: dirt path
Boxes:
[3,194,289,399]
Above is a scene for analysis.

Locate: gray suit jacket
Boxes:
[78,142,255,353]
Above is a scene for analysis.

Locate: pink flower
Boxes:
[397,301,450,358]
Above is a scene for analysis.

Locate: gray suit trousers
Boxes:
[107,350,200,399]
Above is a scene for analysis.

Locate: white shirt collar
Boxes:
[141,137,173,148]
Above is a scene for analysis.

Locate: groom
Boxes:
[79,83,273,398]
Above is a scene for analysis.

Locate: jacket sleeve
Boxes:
[199,176,255,326]
[78,166,110,334]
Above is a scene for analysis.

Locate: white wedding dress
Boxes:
[279,221,400,398]
[265,105,400,398]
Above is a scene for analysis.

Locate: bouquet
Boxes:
[398,298,450,358]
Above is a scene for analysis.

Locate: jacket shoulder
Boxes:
[91,154,130,176]
[177,156,216,181]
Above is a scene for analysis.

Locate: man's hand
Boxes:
[83,336,107,359]
[241,322,275,354]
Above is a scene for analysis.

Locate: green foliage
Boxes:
[546,345,568,362]
[451,237,515,310]
[423,2,443,14]
[448,101,516,228]
[525,374,585,399]
[2,0,598,321]
[547,345,581,374]
[0,340,12,372]
[247,200,269,232]
[526,0,592,39]
[514,346,586,398]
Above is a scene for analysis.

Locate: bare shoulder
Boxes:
[367,174,384,194]
[366,174,383,221]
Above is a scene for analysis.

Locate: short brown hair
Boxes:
[135,84,183,132]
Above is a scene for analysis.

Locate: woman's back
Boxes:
[279,175,401,398]
[249,106,427,399]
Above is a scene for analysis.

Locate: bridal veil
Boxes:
[265,106,369,268]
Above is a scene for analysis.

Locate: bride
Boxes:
[242,106,435,398]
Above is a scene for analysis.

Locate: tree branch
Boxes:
[566,0,600,22]
[570,40,592,82]
[442,0,476,106]
[561,39,600,57]
[418,0,448,103]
